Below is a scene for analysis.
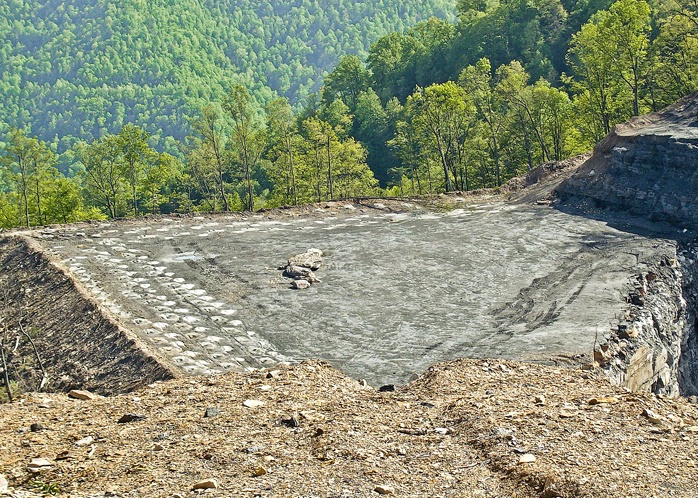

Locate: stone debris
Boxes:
[518,454,537,464]
[287,248,323,270]
[283,249,324,288]
[291,279,311,290]
[281,413,301,428]
[243,399,265,408]
[284,265,320,283]
[374,484,395,494]
[1,359,698,497]
[68,390,98,401]
[26,458,53,473]
[117,413,146,423]
[642,408,664,425]
[587,396,618,405]
[204,406,220,418]
[75,436,93,447]
[0,474,8,493]
[192,479,217,490]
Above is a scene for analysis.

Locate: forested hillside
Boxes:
[0,0,454,154]
[1,0,697,229]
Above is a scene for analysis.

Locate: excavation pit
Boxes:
[27,201,679,387]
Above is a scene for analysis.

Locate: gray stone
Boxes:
[204,406,220,418]
[288,248,323,270]
[284,265,320,283]
[291,279,311,290]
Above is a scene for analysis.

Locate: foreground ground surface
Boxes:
[21,199,677,386]
[1,359,697,497]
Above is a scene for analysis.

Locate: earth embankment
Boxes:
[0,235,177,395]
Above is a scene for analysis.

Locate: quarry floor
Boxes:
[28,198,678,387]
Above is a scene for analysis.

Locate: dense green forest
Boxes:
[0,0,454,158]
[1,0,697,228]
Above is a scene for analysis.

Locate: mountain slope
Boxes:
[0,0,455,151]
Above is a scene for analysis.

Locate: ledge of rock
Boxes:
[556,91,698,227]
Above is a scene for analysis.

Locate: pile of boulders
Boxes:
[282,249,323,289]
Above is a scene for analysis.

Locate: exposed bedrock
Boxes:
[597,245,698,397]
[556,93,698,396]
[557,92,698,227]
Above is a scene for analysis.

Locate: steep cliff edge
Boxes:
[555,93,698,397]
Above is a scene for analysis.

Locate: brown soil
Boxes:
[0,236,178,395]
[1,359,697,497]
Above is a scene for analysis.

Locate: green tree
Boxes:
[405,82,475,191]
[566,0,652,139]
[77,135,125,219]
[322,55,371,110]
[266,98,300,206]
[459,58,506,186]
[1,129,35,227]
[0,129,60,227]
[189,105,230,212]
[117,123,157,216]
[223,84,265,212]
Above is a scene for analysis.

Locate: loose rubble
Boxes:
[282,249,324,289]
[1,359,697,497]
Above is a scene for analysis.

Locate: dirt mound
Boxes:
[1,359,697,497]
[0,236,177,395]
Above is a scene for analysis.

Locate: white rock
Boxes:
[75,436,94,447]
[243,399,265,408]
[518,454,537,464]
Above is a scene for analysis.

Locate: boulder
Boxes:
[288,248,323,270]
[292,279,311,290]
[284,265,320,283]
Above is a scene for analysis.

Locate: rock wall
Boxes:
[600,242,698,397]
[678,242,698,395]
[557,93,698,228]
[0,235,178,395]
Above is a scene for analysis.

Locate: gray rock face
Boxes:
[556,94,698,396]
[557,92,698,227]
[600,242,698,397]
[600,254,688,396]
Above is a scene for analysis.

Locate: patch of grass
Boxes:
[30,479,60,495]
[0,379,21,403]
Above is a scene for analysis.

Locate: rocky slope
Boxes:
[0,236,177,395]
[1,359,698,498]
[552,93,698,398]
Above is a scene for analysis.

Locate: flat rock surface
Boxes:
[1,359,697,497]
[28,201,675,386]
